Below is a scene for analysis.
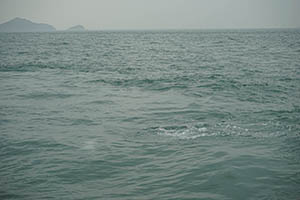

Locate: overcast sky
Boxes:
[0,0,299,30]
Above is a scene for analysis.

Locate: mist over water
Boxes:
[1,30,300,199]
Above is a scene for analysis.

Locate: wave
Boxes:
[157,126,209,139]
[0,63,73,72]
[154,122,293,140]
[18,92,75,100]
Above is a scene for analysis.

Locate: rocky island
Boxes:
[0,17,56,32]
[66,25,86,31]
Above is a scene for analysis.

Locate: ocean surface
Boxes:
[0,30,300,200]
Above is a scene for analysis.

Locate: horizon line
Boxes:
[1,27,300,33]
[1,17,300,32]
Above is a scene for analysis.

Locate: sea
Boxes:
[0,29,300,200]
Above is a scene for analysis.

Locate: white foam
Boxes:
[157,126,210,139]
[156,121,291,139]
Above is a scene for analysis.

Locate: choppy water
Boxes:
[0,30,300,199]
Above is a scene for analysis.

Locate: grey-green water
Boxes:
[0,30,300,199]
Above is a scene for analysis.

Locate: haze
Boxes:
[0,0,299,30]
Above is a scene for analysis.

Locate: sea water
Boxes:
[0,30,300,199]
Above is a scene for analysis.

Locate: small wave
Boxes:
[86,77,188,91]
[48,41,70,46]
[82,140,97,150]
[71,118,96,126]
[0,63,73,72]
[87,100,115,105]
[18,92,74,100]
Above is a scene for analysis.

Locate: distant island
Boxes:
[0,17,88,32]
[0,17,56,32]
[67,25,86,31]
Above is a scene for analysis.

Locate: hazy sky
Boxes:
[0,0,299,30]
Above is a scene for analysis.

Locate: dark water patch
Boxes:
[71,118,98,126]
[47,41,70,46]
[0,63,75,72]
[87,77,189,91]
[18,92,75,100]
[0,63,46,72]
[0,192,28,200]
[87,100,115,105]
[42,116,100,127]
[0,119,11,125]
[17,51,29,55]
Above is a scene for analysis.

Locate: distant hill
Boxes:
[0,17,56,32]
[66,25,86,31]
